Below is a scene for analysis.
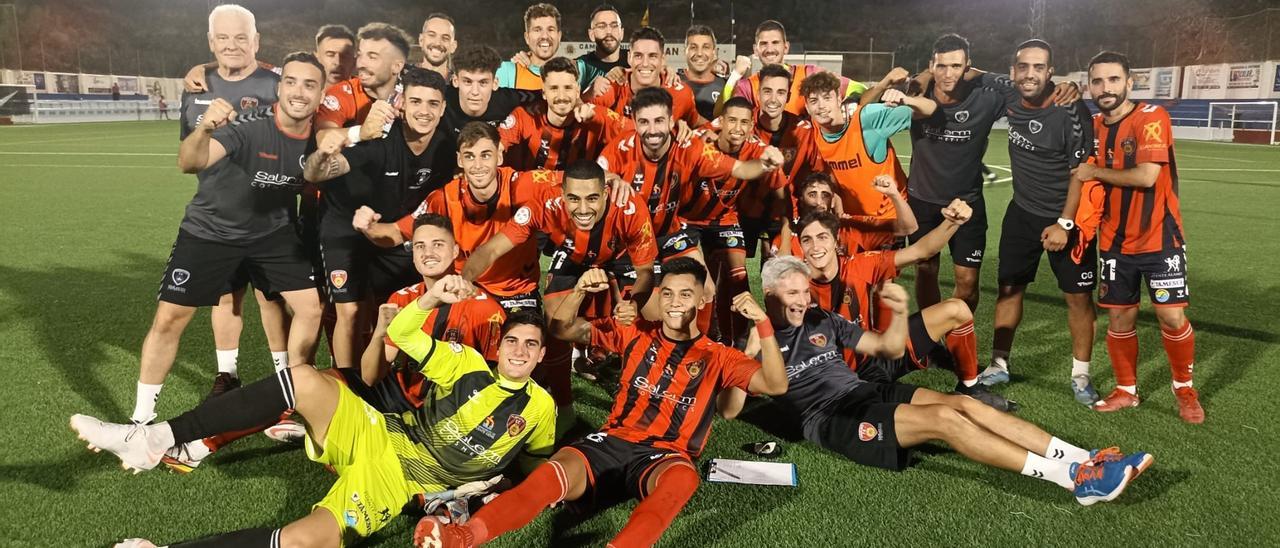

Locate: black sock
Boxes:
[167,368,295,444]
[172,527,279,547]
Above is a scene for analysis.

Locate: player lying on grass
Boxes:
[157,213,508,473]
[72,276,556,547]
[738,256,1151,506]
[796,205,1011,410]
[415,257,788,547]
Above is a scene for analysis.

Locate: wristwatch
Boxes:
[1056,217,1075,230]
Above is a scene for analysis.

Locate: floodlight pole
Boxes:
[0,4,20,71]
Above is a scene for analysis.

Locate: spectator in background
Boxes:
[112,83,121,101]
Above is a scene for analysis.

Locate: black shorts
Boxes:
[811,382,919,471]
[319,232,417,304]
[741,216,784,259]
[1098,247,1190,308]
[686,222,746,253]
[997,201,1097,293]
[495,290,542,313]
[564,432,689,508]
[159,227,315,307]
[909,196,988,267]
[658,227,701,261]
[855,312,938,383]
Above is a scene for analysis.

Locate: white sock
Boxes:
[991,351,1010,370]
[216,349,239,377]
[961,378,978,387]
[571,346,583,362]
[1117,385,1137,395]
[132,382,163,423]
[1045,437,1091,463]
[271,351,289,372]
[1070,358,1090,378]
[1172,380,1193,389]
[1021,452,1075,490]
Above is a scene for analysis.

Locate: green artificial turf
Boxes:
[1,121,1277,546]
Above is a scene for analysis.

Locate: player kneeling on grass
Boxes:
[748,256,1152,506]
[415,257,788,547]
[72,276,556,547]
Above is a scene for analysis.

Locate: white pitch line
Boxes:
[1178,152,1255,163]
[0,151,171,157]
[0,162,175,169]
[1178,167,1280,172]
[987,164,1012,173]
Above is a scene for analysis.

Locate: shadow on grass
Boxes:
[0,253,202,420]
[0,449,106,491]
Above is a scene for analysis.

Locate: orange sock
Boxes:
[609,464,699,548]
[944,320,978,383]
[1161,321,1195,384]
[466,460,568,544]
[1106,328,1139,388]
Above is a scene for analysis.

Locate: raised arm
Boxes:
[176,98,233,173]
[860,67,909,106]
[895,199,971,266]
[871,174,918,236]
[460,233,518,282]
[851,282,910,358]
[360,303,401,386]
[729,145,785,181]
[352,206,408,248]
[547,268,611,344]
[735,293,788,396]
[303,130,351,183]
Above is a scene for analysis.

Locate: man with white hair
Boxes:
[174,3,294,412]
[741,256,1153,506]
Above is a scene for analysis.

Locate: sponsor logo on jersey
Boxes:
[1143,121,1163,143]
[858,421,879,442]
[344,510,359,527]
[1149,278,1185,289]
[506,414,527,437]
[1155,289,1171,303]
[515,206,532,225]
[633,375,698,410]
[322,95,340,111]
[171,268,191,286]
[501,114,516,129]
[1164,254,1181,272]
[330,270,348,289]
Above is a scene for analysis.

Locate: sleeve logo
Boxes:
[322,95,340,111]
[514,206,532,225]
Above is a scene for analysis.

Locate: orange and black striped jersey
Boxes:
[589,74,701,126]
[318,76,376,128]
[809,251,898,332]
[1089,103,1185,255]
[383,282,507,407]
[598,132,738,237]
[591,318,760,458]
[498,101,634,171]
[397,167,564,297]
[679,136,784,226]
[501,192,659,271]
[752,113,817,219]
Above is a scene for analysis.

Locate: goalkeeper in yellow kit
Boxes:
[72,275,556,547]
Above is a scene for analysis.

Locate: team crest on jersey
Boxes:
[240,97,259,110]
[858,422,879,442]
[686,359,705,378]
[1029,120,1043,134]
[330,270,348,289]
[445,327,462,342]
[506,414,527,437]
[1121,137,1136,158]
[953,110,970,123]
[171,268,191,286]
[808,333,828,347]
[501,114,516,129]
[1099,283,1109,298]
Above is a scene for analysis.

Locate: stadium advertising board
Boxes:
[1183,62,1278,99]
